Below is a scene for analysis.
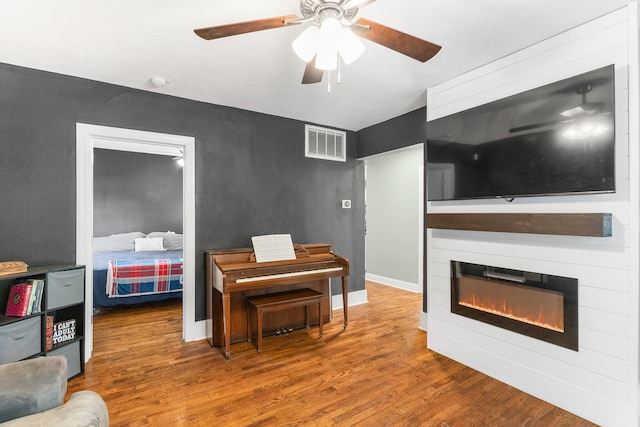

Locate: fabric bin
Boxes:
[0,316,42,364]
[49,340,81,378]
[46,268,84,309]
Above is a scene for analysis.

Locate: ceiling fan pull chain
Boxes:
[338,55,342,84]
[327,70,331,93]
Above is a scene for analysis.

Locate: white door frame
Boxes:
[418,164,424,288]
[76,123,204,362]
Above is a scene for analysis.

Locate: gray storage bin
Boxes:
[49,340,81,378]
[0,316,42,363]
[46,268,84,309]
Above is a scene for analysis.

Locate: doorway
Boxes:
[363,144,424,292]
[76,124,202,362]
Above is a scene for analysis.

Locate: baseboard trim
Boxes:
[188,319,207,342]
[365,273,422,294]
[332,289,368,310]
[419,312,428,332]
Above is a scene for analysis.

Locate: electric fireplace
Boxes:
[451,261,578,351]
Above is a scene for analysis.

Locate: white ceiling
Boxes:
[0,1,633,131]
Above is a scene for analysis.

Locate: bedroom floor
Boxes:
[67,282,595,426]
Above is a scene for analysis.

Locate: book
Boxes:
[35,280,44,312]
[5,283,33,316]
[46,315,54,350]
[25,281,38,314]
[52,319,76,345]
[26,279,44,314]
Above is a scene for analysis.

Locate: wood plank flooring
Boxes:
[67,282,596,426]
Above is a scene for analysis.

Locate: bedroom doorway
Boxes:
[76,124,201,363]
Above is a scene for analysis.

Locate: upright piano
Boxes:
[205,243,349,359]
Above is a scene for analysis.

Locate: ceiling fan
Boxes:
[194,0,442,84]
[509,81,608,134]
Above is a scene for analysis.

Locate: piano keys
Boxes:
[206,243,349,359]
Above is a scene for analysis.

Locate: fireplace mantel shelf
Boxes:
[426,213,612,237]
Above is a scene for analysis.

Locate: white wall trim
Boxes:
[76,123,201,362]
[332,289,368,310]
[365,273,422,294]
[419,312,428,332]
[192,320,206,342]
[624,2,640,415]
[418,164,424,290]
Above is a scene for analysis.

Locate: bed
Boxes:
[92,231,183,308]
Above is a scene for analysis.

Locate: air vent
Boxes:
[305,124,346,162]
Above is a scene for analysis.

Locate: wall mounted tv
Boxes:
[426,64,615,201]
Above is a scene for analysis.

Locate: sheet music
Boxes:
[251,234,296,263]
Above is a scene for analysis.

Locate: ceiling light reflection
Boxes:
[561,117,612,141]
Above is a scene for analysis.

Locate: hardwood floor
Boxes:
[67,282,596,426]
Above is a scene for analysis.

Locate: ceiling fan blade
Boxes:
[302,56,324,84]
[353,18,441,62]
[509,119,567,133]
[194,15,299,40]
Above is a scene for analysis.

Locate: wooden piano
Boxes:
[205,243,350,359]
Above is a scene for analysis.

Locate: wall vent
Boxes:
[305,124,346,162]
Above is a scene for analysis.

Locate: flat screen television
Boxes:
[426,64,615,201]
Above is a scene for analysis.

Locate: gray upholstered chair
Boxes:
[0,355,108,426]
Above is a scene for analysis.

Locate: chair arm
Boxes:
[0,391,109,427]
[0,356,67,423]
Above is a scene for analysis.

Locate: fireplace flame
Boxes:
[459,299,564,332]
[458,277,565,333]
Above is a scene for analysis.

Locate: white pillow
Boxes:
[93,232,147,252]
[147,232,183,250]
[134,237,165,252]
[163,234,183,250]
[147,231,175,238]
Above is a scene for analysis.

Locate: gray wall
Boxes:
[93,149,183,236]
[356,107,426,158]
[0,62,365,321]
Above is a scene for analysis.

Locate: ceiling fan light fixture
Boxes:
[339,27,365,65]
[320,14,342,35]
[292,25,320,62]
[315,17,342,70]
[316,45,338,70]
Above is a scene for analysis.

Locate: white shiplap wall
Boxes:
[425,5,639,426]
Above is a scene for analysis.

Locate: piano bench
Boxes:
[245,288,324,353]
